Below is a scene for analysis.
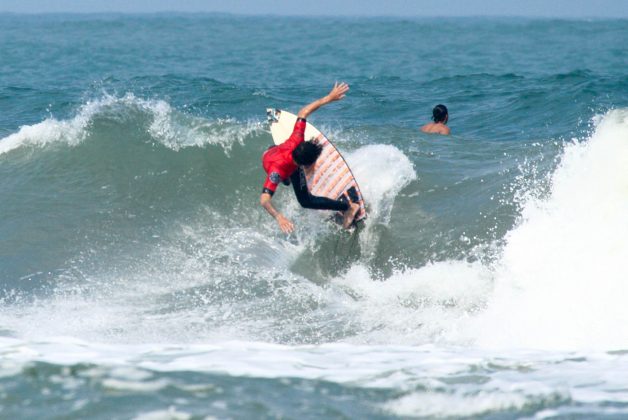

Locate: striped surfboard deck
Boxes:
[266,108,366,224]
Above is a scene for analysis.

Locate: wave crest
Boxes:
[0,93,263,156]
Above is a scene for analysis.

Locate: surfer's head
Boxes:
[293,141,323,167]
[432,104,448,123]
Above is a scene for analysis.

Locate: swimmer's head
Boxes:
[432,104,448,123]
[293,141,323,167]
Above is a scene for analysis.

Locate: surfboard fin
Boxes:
[266,108,280,123]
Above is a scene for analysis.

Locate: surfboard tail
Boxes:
[266,108,280,123]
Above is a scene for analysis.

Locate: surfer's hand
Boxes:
[276,214,294,234]
[326,82,349,102]
[297,82,350,119]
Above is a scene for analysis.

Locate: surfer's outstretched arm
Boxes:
[297,82,349,120]
[260,192,294,234]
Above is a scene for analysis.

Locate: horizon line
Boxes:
[0,11,626,20]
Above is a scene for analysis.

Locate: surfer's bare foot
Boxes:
[342,202,360,229]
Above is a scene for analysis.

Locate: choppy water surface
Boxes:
[1,14,628,419]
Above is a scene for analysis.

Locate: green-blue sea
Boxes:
[2,13,628,419]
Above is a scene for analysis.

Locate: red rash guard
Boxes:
[262,118,306,195]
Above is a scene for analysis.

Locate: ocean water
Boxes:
[1,13,628,419]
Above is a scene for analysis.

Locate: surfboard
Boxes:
[266,108,366,224]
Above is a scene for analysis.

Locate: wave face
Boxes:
[2,14,628,419]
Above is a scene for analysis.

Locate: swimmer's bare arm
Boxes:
[260,192,294,233]
[297,82,349,119]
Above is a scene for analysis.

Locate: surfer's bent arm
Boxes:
[297,82,349,119]
[260,192,294,233]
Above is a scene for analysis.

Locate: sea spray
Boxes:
[471,109,628,350]
[331,109,628,350]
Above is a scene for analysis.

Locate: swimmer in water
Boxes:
[421,104,450,135]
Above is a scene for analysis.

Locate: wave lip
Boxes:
[347,144,416,225]
[0,101,97,156]
[0,93,263,157]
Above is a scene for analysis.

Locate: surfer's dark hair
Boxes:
[432,104,448,123]
[292,141,323,166]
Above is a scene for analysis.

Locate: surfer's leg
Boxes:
[291,168,348,211]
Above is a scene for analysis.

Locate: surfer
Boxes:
[421,104,450,135]
[260,82,360,234]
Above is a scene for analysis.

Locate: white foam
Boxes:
[470,109,628,350]
[0,93,261,156]
[2,337,628,416]
[342,144,417,257]
[333,262,492,345]
[346,144,416,225]
[146,98,263,151]
[322,109,628,352]
[133,407,192,420]
[102,378,170,392]
[383,390,535,418]
[0,99,102,155]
